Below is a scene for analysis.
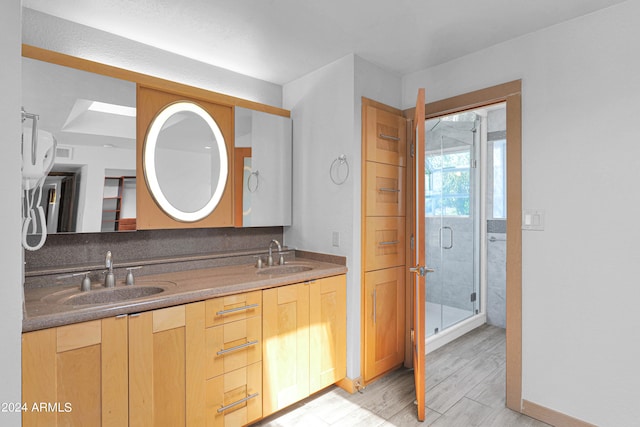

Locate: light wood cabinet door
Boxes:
[262,282,310,416]
[363,267,406,382]
[206,315,262,379]
[206,362,262,427]
[364,105,407,167]
[22,316,129,427]
[365,162,406,217]
[364,216,406,271]
[128,303,205,427]
[309,275,347,394]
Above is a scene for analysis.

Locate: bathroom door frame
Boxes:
[404,79,522,412]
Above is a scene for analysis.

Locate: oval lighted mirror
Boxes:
[144,101,228,222]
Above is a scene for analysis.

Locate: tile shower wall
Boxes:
[487,220,506,328]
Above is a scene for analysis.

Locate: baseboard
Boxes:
[522,399,598,427]
[336,376,363,394]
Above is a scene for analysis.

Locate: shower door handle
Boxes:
[440,226,453,249]
[409,265,435,277]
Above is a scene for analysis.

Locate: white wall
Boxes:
[284,54,400,379]
[403,1,640,425]
[0,0,23,425]
[23,8,283,108]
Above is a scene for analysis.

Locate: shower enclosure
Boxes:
[424,112,480,338]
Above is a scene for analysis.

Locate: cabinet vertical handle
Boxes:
[373,289,377,324]
[216,303,259,316]
[217,392,260,413]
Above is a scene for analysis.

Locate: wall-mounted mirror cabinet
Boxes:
[22,45,293,233]
[234,107,292,227]
[21,56,137,234]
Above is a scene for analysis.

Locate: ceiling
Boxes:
[23,0,628,85]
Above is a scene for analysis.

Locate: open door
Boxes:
[410,88,429,421]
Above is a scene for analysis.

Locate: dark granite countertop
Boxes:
[23,257,347,332]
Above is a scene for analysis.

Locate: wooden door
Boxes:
[410,88,427,421]
[309,275,347,393]
[262,283,310,416]
[22,317,129,427]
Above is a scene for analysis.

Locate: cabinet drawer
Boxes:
[206,362,262,427]
[206,316,261,378]
[364,217,406,271]
[364,105,407,166]
[206,290,261,327]
[365,162,405,217]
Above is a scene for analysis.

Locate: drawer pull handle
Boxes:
[217,392,260,413]
[379,133,400,141]
[217,340,259,356]
[378,187,400,193]
[216,303,259,316]
[379,240,400,246]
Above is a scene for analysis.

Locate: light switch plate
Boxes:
[522,209,545,231]
[332,231,340,247]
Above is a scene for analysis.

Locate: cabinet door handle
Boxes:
[217,392,260,413]
[378,187,400,193]
[379,133,400,141]
[216,303,259,316]
[373,289,377,324]
[378,240,400,246]
[216,340,259,356]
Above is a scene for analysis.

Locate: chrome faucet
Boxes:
[104,251,115,288]
[267,239,284,266]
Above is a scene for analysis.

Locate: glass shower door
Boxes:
[425,113,479,337]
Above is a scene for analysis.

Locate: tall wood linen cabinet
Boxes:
[362,98,408,382]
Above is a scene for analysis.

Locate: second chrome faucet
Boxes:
[104,251,115,288]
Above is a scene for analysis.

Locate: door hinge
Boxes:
[410,234,414,250]
[470,292,477,303]
[472,159,477,169]
[410,143,415,158]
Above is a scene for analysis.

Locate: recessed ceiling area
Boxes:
[22,0,629,85]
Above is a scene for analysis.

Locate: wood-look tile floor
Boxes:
[254,325,550,427]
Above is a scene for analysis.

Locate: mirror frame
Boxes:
[144,101,228,222]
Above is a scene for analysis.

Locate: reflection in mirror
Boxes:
[235,107,292,227]
[144,102,228,222]
[21,57,136,233]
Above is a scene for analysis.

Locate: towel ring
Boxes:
[247,170,259,193]
[330,154,349,185]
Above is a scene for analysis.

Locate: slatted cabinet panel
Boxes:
[364,105,407,167]
[309,275,347,394]
[364,216,406,271]
[262,282,310,416]
[365,162,406,217]
[363,267,406,381]
[129,304,205,427]
[362,98,408,382]
[22,317,129,427]
[203,291,263,426]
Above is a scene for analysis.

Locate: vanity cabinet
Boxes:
[22,275,346,426]
[262,275,346,416]
[22,316,129,427]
